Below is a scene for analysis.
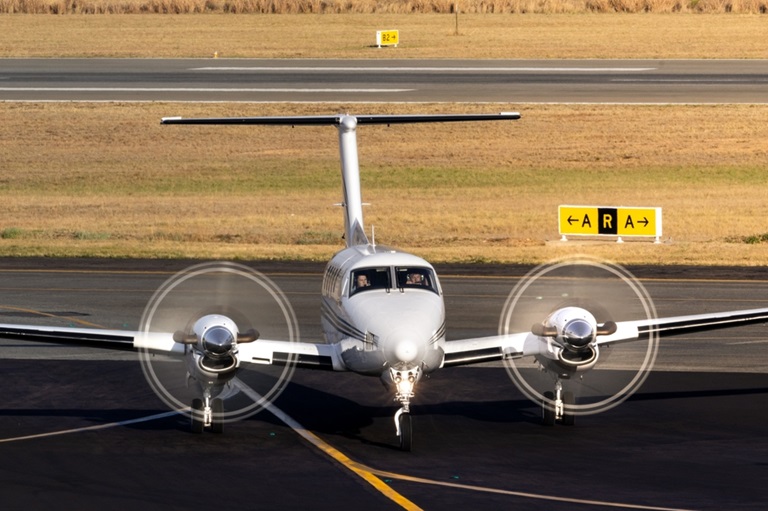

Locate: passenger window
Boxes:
[350,267,391,295]
[396,267,438,294]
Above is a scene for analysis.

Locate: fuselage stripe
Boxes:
[321,301,367,341]
[429,322,446,345]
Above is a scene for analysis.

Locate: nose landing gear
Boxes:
[391,367,421,451]
[541,380,575,426]
[190,394,225,434]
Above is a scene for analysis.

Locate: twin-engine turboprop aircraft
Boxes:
[2,113,768,451]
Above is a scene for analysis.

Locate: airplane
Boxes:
[2,112,768,451]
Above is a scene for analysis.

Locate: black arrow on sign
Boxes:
[639,217,649,227]
[568,215,578,225]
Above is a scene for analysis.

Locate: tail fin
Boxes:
[162,112,520,248]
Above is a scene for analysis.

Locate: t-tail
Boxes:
[161,112,521,247]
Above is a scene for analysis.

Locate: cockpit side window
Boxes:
[350,267,391,295]
[395,267,438,294]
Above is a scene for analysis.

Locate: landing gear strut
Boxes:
[190,394,224,433]
[542,380,575,426]
[391,367,420,451]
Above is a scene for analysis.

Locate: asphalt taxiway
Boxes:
[1,259,767,510]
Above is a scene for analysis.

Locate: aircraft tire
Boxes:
[191,398,205,434]
[542,391,556,426]
[562,391,575,426]
[399,412,413,452]
[211,398,224,434]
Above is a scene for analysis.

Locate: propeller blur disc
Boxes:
[138,261,299,422]
[500,256,659,416]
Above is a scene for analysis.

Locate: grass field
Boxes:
[1,13,767,265]
[3,102,768,265]
[2,13,767,59]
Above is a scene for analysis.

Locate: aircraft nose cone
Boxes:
[395,339,419,363]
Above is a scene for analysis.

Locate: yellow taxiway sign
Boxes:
[559,206,662,239]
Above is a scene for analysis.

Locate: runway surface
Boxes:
[1,59,767,103]
[1,259,767,510]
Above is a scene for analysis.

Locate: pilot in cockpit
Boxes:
[406,272,425,286]
[355,274,370,290]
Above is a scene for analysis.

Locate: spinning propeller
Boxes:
[137,262,299,431]
[500,256,659,423]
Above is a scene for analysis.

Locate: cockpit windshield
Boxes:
[350,267,391,295]
[350,266,439,296]
[395,267,438,294]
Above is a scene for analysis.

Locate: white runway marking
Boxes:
[729,339,768,345]
[613,78,766,83]
[366,466,696,511]
[0,87,414,93]
[193,66,657,73]
[0,410,179,444]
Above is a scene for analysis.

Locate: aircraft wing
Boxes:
[442,307,768,368]
[236,341,337,370]
[597,307,768,347]
[0,323,339,370]
[442,332,534,367]
[0,323,140,351]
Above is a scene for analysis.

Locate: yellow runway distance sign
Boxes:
[559,206,662,239]
[376,30,399,48]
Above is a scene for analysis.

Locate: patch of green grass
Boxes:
[1,227,25,239]
[742,233,768,245]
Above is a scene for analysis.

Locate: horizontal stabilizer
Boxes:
[161,112,520,126]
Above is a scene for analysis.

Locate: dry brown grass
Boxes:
[2,102,768,265]
[2,0,767,13]
[2,13,766,59]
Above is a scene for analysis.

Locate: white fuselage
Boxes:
[320,244,446,377]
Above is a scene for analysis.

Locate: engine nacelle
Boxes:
[531,306,615,374]
[173,314,260,384]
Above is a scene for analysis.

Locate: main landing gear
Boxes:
[541,380,575,426]
[391,367,420,451]
[191,395,225,434]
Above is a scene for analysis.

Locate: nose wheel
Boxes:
[395,408,413,451]
[541,381,575,426]
[190,396,225,433]
[391,367,420,451]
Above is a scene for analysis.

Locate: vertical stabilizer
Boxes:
[337,115,369,247]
